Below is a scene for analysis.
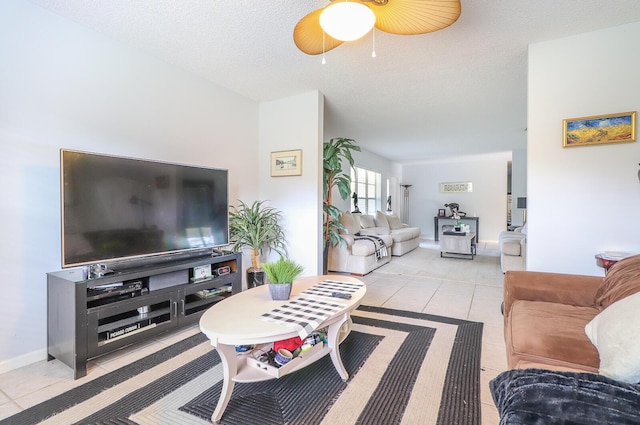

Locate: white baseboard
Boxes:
[0,348,48,375]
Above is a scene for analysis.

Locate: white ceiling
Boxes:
[30,0,640,163]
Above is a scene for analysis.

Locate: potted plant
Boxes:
[323,137,361,273]
[229,200,287,288]
[261,257,304,300]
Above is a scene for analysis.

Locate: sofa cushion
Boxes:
[389,227,421,243]
[374,211,390,229]
[594,254,640,309]
[385,213,404,230]
[359,214,376,229]
[585,291,640,384]
[508,299,600,370]
[339,211,361,235]
[502,239,522,256]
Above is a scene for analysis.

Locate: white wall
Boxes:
[258,92,324,276]
[0,1,259,372]
[528,22,640,275]
[401,153,511,242]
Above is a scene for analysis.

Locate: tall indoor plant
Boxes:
[229,200,287,288]
[323,137,361,273]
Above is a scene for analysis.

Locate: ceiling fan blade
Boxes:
[372,0,461,35]
[293,8,344,55]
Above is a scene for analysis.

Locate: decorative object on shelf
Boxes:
[400,184,412,224]
[440,182,473,193]
[516,197,527,223]
[438,208,446,217]
[229,200,287,288]
[271,149,302,177]
[262,257,304,300]
[563,111,636,147]
[293,0,461,57]
[445,202,467,218]
[323,137,361,273]
[352,192,361,213]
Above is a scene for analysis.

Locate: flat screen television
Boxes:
[61,149,229,269]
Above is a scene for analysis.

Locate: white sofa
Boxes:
[358,211,421,257]
[328,211,393,275]
[499,224,527,273]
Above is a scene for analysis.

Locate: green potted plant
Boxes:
[262,257,304,300]
[323,137,361,273]
[229,200,287,288]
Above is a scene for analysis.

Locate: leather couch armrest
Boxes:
[504,270,602,318]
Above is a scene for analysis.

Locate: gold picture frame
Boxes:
[563,111,636,147]
[271,149,302,177]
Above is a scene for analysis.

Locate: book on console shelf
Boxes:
[443,231,467,236]
[195,285,232,299]
[104,319,153,341]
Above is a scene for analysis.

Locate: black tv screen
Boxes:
[61,149,229,268]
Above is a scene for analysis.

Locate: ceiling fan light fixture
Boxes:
[319,2,376,42]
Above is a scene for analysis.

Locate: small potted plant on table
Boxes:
[262,257,304,300]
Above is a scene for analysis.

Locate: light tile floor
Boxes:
[0,241,506,424]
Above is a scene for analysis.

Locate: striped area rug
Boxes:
[2,306,482,425]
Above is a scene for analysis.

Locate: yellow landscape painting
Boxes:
[564,112,636,147]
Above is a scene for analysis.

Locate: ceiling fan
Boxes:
[293,0,462,55]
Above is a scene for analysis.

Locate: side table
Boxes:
[440,232,476,260]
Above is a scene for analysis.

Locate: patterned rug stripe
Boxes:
[351,320,435,425]
[73,347,221,424]
[0,333,210,425]
[436,322,483,425]
[2,306,483,425]
[179,331,383,424]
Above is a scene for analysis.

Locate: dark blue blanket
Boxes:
[490,369,640,425]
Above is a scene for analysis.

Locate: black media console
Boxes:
[47,252,242,379]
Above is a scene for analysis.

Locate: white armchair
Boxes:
[499,224,527,273]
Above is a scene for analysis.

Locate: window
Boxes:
[351,166,381,214]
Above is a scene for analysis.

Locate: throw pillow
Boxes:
[338,211,360,235]
[374,211,390,229]
[386,213,404,230]
[359,214,376,229]
[585,291,640,384]
[594,254,640,309]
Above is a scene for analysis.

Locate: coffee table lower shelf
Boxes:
[236,341,327,382]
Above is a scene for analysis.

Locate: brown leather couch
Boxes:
[503,255,640,373]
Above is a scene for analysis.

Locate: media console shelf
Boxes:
[47,252,242,379]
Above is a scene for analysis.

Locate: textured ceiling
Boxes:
[30,0,640,162]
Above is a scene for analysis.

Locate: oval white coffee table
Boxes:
[199,275,366,423]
